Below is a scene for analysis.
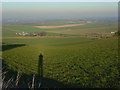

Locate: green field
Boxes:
[2,21,119,88]
[2,21,118,37]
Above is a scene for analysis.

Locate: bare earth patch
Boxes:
[34,24,85,29]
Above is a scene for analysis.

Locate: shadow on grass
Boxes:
[2,55,73,88]
[2,43,26,51]
[35,54,43,88]
[2,68,69,88]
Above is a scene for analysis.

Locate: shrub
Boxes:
[38,32,47,36]
[115,31,120,36]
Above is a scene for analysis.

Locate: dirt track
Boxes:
[34,24,85,29]
[3,36,100,39]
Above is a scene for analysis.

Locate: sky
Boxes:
[1,0,119,2]
[2,2,118,23]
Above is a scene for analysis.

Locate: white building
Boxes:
[111,32,115,34]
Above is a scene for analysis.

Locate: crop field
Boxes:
[2,21,118,37]
[2,20,119,88]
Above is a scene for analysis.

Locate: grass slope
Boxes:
[2,37,119,88]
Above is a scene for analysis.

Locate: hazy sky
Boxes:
[2,2,118,21]
[1,0,119,2]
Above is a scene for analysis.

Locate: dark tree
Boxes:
[115,31,120,36]
[38,32,47,36]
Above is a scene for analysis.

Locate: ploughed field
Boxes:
[2,21,118,37]
[2,21,119,88]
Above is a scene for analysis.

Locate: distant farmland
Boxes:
[2,20,119,88]
[2,21,117,38]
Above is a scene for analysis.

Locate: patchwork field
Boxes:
[2,21,118,38]
[2,20,119,88]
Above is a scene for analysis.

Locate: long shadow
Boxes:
[2,43,26,51]
[35,54,43,88]
[2,56,70,88]
[2,54,84,88]
[2,59,86,88]
[2,70,68,88]
[2,67,68,88]
[2,54,90,88]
